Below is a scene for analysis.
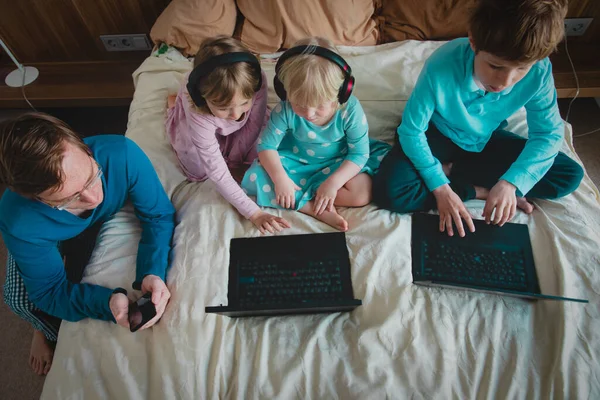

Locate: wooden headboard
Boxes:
[0,0,169,64]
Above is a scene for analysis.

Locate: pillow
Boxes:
[150,0,237,56]
[380,0,478,42]
[236,0,379,53]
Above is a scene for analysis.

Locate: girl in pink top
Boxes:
[167,37,291,234]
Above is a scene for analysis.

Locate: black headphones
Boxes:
[186,52,262,107]
[273,45,355,104]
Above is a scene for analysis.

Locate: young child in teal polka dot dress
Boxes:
[242,37,390,231]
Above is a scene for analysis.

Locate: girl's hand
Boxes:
[249,210,291,235]
[432,184,475,237]
[274,176,301,209]
[483,180,517,226]
[314,179,339,215]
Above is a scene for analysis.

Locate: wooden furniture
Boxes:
[0,61,142,107]
[0,0,169,107]
[0,0,169,63]
[551,43,600,98]
[0,0,598,107]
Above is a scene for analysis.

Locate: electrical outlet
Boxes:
[564,18,593,36]
[100,34,152,52]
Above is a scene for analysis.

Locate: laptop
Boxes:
[205,232,362,317]
[411,213,588,303]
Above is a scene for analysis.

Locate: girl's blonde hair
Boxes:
[189,36,260,114]
[278,37,345,108]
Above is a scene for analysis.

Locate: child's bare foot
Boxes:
[517,197,535,214]
[475,185,535,214]
[167,94,177,109]
[30,330,54,376]
[442,162,453,177]
[300,202,348,231]
[474,185,489,200]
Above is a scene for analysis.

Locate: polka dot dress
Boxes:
[242,96,391,210]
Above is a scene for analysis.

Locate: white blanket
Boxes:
[42,41,600,399]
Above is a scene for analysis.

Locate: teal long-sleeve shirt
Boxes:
[0,135,175,322]
[398,38,564,196]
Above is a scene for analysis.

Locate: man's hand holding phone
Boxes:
[109,291,130,329]
[134,275,171,331]
[109,274,171,332]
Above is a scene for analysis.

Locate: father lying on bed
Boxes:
[0,112,175,375]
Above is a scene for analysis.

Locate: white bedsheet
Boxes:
[42,41,600,399]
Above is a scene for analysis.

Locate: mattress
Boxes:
[41,40,600,399]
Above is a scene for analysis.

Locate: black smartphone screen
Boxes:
[128,293,157,332]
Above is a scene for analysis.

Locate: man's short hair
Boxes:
[469,0,568,63]
[0,112,90,197]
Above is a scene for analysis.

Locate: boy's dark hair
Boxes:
[0,112,91,197]
[469,0,568,62]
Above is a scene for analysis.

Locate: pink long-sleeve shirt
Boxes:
[166,71,269,219]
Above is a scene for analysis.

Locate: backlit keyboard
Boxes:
[422,241,528,290]
[237,259,344,306]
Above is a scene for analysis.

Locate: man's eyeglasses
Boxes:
[52,162,103,211]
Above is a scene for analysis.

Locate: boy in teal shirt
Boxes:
[373,0,582,237]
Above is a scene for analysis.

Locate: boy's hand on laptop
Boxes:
[138,274,171,330]
[274,176,301,209]
[433,184,475,238]
[483,180,517,226]
[249,210,291,234]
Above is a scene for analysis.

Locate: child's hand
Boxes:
[249,210,291,235]
[274,176,301,209]
[432,184,475,237]
[483,180,517,226]
[314,179,339,215]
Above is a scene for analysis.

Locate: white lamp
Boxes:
[0,38,39,88]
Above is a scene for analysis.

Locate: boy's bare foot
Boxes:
[30,330,54,376]
[442,162,453,177]
[474,185,535,214]
[516,197,535,213]
[474,185,489,200]
[300,202,349,231]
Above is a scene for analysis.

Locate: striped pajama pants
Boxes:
[2,222,103,342]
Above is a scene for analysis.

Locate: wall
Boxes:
[567,0,600,44]
[0,0,598,64]
[0,0,170,63]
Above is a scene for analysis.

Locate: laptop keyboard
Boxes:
[422,241,528,290]
[237,259,345,306]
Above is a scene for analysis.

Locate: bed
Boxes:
[39,35,600,398]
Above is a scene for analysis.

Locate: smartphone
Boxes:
[128,292,157,332]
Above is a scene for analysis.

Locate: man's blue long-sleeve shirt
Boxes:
[0,135,175,322]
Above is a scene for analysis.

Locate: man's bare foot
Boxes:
[29,330,54,376]
[442,162,453,177]
[517,197,535,214]
[300,202,349,231]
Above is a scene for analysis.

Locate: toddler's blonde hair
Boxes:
[278,37,345,108]
[189,36,260,114]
